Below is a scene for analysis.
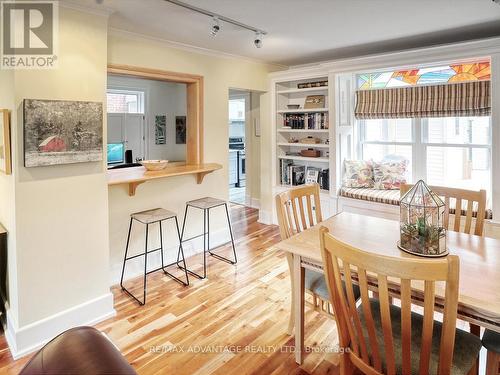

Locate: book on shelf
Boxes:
[305,167,321,184]
[290,165,306,186]
[319,168,329,190]
[283,113,328,130]
[279,159,294,185]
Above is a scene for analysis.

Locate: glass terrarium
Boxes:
[399,180,448,257]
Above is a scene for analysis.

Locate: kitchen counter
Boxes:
[107,163,222,196]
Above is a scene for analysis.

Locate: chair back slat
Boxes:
[344,263,370,363]
[419,280,436,374]
[400,279,412,375]
[275,184,323,240]
[453,198,462,232]
[401,184,487,236]
[378,274,396,375]
[444,196,450,230]
[330,253,360,357]
[319,227,460,375]
[358,269,383,372]
[306,196,314,227]
[464,200,474,234]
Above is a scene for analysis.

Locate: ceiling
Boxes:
[68,0,500,66]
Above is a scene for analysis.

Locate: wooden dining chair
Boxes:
[482,330,500,375]
[400,184,487,236]
[319,226,482,375]
[401,183,489,367]
[275,184,358,334]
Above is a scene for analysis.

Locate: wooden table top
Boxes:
[273,212,500,331]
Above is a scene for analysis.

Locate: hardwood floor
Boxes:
[0,205,341,375]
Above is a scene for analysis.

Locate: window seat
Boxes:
[339,187,492,220]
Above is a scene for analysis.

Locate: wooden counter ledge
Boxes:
[107,163,222,196]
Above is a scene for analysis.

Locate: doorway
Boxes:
[228,91,247,204]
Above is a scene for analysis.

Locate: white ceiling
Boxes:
[68,0,500,66]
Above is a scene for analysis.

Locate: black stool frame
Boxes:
[120,215,189,306]
[177,202,237,279]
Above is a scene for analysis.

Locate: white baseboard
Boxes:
[5,292,116,360]
[258,210,273,225]
[110,227,230,285]
[250,198,260,209]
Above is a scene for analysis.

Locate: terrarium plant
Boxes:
[399,180,447,257]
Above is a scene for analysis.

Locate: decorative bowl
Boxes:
[141,160,169,171]
[287,104,300,110]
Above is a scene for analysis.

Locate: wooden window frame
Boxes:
[107,64,204,165]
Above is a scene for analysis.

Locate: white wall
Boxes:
[107,76,187,161]
[5,7,114,358]
[107,30,282,284]
[0,70,18,322]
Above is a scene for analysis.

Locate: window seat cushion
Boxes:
[339,187,493,219]
[340,187,401,206]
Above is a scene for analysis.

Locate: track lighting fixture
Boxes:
[211,17,221,37]
[254,32,263,48]
[164,0,267,48]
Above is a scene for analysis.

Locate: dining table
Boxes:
[271,211,500,365]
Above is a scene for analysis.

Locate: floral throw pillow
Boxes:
[373,160,408,190]
[343,160,374,188]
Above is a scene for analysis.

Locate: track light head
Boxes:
[254,32,263,48]
[211,17,221,37]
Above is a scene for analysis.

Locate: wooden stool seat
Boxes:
[131,208,177,224]
[186,197,226,210]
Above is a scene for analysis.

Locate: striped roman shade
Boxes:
[354,81,491,119]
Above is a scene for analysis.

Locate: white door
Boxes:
[124,114,145,161]
[107,113,145,161]
[108,114,124,143]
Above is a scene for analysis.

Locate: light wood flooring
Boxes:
[0,205,341,374]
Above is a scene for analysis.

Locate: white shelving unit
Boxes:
[278,155,329,163]
[277,142,330,148]
[277,128,329,133]
[271,75,335,220]
[277,108,328,114]
[277,86,328,94]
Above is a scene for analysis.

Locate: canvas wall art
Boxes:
[0,110,12,175]
[24,99,103,167]
[176,116,186,144]
[155,114,166,145]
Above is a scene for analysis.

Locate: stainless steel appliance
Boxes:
[229,138,246,187]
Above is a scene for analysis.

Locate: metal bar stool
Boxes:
[177,197,237,279]
[120,208,189,305]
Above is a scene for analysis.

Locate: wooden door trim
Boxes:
[107,64,204,165]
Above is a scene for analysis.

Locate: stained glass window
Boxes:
[357,62,490,90]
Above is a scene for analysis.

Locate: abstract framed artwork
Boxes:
[23,99,103,167]
[155,115,166,145]
[0,109,12,175]
[176,116,186,144]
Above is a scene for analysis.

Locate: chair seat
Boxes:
[357,299,481,375]
[187,197,226,209]
[19,326,136,375]
[131,208,176,224]
[305,269,361,302]
[483,329,500,353]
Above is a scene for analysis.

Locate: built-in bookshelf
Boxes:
[274,76,332,193]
